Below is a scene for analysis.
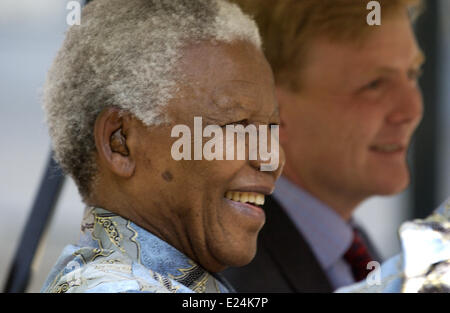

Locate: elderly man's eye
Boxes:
[221,119,249,127]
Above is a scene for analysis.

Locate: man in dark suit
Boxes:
[223,0,425,292]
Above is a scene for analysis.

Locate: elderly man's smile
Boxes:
[223,189,269,226]
[225,191,265,206]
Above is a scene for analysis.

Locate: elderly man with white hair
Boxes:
[41,0,284,293]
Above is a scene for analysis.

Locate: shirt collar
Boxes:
[79,207,230,293]
[273,176,353,269]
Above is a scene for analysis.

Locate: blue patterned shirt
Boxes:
[41,207,232,293]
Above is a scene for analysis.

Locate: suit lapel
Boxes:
[260,196,333,292]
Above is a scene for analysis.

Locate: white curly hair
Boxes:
[43,0,261,199]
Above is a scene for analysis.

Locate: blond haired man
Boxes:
[224,0,424,292]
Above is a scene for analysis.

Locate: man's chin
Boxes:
[213,242,258,270]
[372,175,410,196]
[223,258,255,270]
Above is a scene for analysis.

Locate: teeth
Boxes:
[372,144,401,152]
[225,191,265,206]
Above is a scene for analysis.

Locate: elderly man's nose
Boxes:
[248,142,285,176]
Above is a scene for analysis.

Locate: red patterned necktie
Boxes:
[343,228,374,282]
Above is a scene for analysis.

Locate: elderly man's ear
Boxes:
[94,107,135,177]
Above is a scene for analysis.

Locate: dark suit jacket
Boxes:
[222,196,380,293]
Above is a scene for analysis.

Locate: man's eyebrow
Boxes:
[210,97,248,111]
[227,79,257,85]
[372,51,426,76]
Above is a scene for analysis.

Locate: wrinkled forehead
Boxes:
[166,40,276,121]
[179,40,271,86]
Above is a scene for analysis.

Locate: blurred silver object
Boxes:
[401,198,450,292]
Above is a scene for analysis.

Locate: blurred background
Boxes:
[0,0,449,292]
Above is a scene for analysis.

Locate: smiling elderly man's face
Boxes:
[93,40,284,273]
